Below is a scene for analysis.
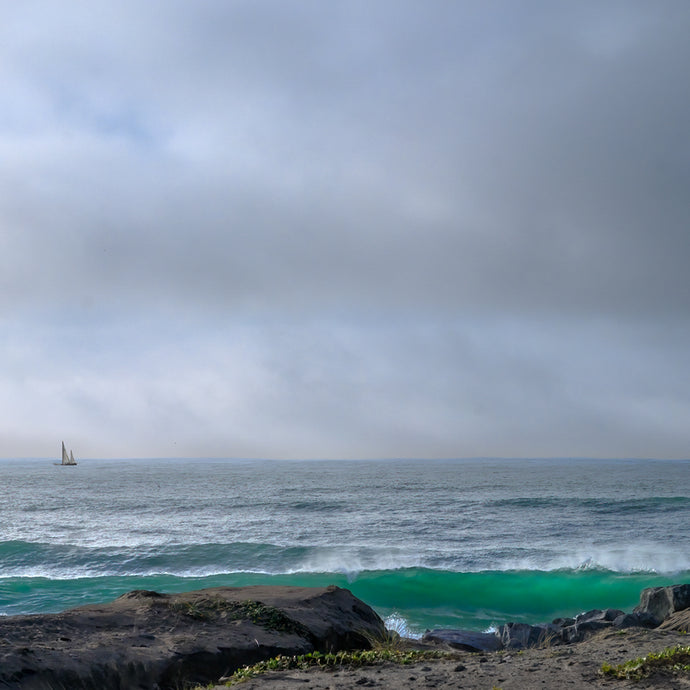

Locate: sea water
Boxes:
[1,457,688,635]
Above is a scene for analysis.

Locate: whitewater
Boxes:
[1,457,688,635]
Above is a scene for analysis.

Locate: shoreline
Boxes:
[221,626,690,690]
[0,583,687,689]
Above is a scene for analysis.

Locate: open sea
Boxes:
[1,457,688,636]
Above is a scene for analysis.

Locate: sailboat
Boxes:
[55,441,78,466]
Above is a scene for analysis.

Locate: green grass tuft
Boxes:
[600,645,690,680]
[168,598,310,636]
[217,648,453,686]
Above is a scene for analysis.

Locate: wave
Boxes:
[2,539,689,580]
[486,496,690,514]
[1,566,688,633]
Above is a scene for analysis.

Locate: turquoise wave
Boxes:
[2,567,687,633]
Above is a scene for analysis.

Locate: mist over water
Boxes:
[1,458,688,632]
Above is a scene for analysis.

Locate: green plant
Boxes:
[600,645,690,680]
[217,648,454,686]
[168,598,309,636]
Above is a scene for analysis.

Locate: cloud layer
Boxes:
[2,1,689,458]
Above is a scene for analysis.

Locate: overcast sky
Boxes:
[2,1,689,459]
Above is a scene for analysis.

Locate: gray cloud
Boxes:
[2,1,689,458]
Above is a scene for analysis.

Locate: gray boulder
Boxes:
[612,611,657,629]
[559,608,625,643]
[495,622,561,649]
[576,607,625,627]
[552,616,575,627]
[634,584,690,626]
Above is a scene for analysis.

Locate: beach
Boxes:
[0,584,688,689]
[221,626,690,689]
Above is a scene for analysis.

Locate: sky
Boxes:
[2,1,689,460]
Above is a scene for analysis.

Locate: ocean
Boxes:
[1,457,688,636]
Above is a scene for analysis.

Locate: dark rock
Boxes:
[0,585,385,690]
[495,622,561,649]
[657,608,690,633]
[555,608,621,643]
[575,619,611,634]
[673,584,690,611]
[634,584,690,626]
[574,608,622,625]
[561,624,580,643]
[552,617,575,627]
[603,608,626,621]
[422,629,503,652]
[612,611,657,629]
[575,608,604,624]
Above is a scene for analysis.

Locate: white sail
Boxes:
[57,441,78,466]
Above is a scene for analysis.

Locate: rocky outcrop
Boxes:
[2,582,688,688]
[423,583,690,653]
[560,607,626,643]
[0,585,385,690]
[633,583,690,626]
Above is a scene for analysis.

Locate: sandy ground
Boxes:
[211,627,690,689]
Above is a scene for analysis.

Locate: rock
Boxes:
[657,608,690,633]
[422,629,503,652]
[551,616,575,627]
[603,607,626,621]
[575,608,624,625]
[634,584,690,626]
[573,619,611,635]
[0,585,385,690]
[612,611,657,629]
[557,608,624,643]
[495,622,561,649]
[576,608,623,630]
[561,624,580,643]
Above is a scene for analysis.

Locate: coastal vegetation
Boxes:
[209,648,454,687]
[600,644,690,680]
[169,597,310,636]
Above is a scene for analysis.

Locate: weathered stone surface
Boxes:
[422,629,503,652]
[557,607,626,642]
[575,608,624,625]
[551,616,575,627]
[657,607,690,633]
[495,622,561,649]
[633,584,690,626]
[674,584,690,609]
[0,585,385,690]
[612,611,656,629]
[427,587,690,652]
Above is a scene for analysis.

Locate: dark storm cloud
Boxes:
[1,1,689,457]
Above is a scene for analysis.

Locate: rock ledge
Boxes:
[0,585,385,690]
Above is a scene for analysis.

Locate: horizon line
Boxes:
[2,455,689,462]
